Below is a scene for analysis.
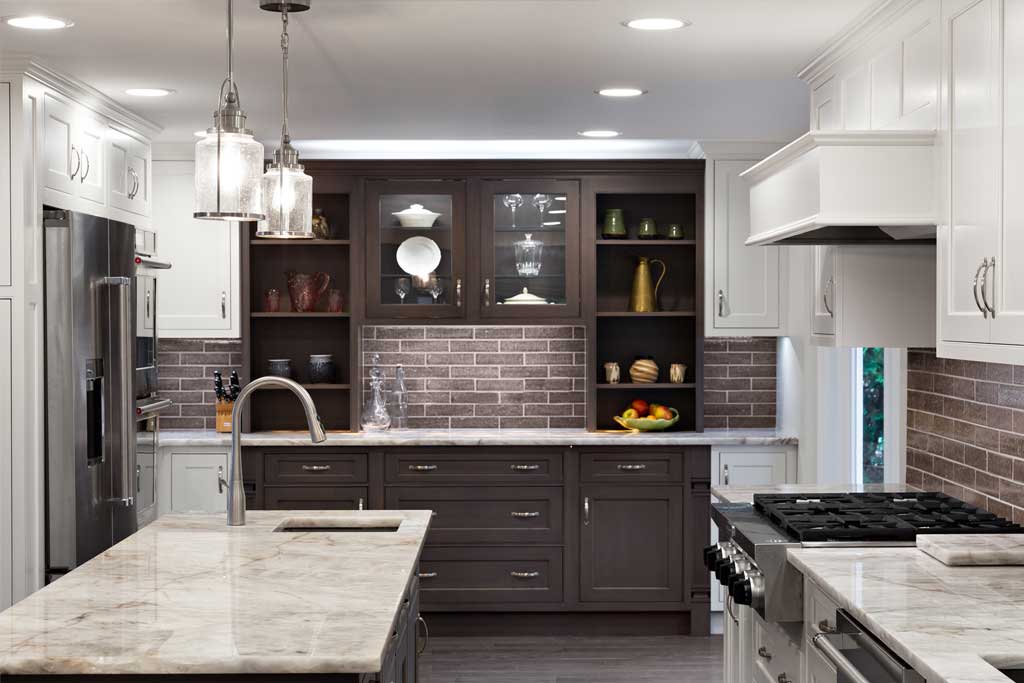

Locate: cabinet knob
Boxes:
[757,646,772,661]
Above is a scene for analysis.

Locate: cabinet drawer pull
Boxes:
[416,616,429,656]
[583,496,590,525]
[455,277,463,308]
[718,289,727,318]
[482,278,491,307]
[221,291,227,319]
[757,646,772,661]
[974,259,989,318]
[817,619,835,633]
[358,497,365,511]
[69,144,81,180]
[510,463,540,471]
[510,511,541,519]
[777,675,793,683]
[417,571,437,579]
[617,463,647,471]
[983,256,996,317]
[80,151,90,183]
[301,464,331,472]
[823,277,834,318]
[510,570,540,579]
[408,464,437,471]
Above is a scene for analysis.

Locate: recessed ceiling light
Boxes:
[597,88,646,98]
[125,88,175,97]
[578,130,621,138]
[2,15,73,30]
[623,18,689,31]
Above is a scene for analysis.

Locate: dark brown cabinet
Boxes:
[579,484,684,603]
[264,485,367,510]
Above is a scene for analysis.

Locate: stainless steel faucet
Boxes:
[226,376,326,526]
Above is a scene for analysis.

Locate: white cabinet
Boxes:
[108,129,151,217]
[811,246,936,348]
[0,299,11,609]
[42,93,108,210]
[803,0,940,132]
[937,0,1024,363]
[167,451,228,514]
[42,93,76,198]
[77,116,106,207]
[154,161,240,337]
[706,154,783,335]
[0,82,9,288]
[803,578,840,683]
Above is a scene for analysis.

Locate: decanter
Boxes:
[514,233,544,277]
[389,364,409,429]
[361,353,392,431]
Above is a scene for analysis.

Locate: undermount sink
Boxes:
[273,518,401,533]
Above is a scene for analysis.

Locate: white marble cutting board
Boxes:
[918,533,1024,565]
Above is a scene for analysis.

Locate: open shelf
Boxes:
[251,239,351,247]
[597,383,696,390]
[261,383,351,391]
[596,311,696,318]
[251,312,351,318]
[597,239,696,246]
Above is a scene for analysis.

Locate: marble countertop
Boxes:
[918,534,1024,566]
[0,510,431,676]
[711,482,915,504]
[789,546,1024,683]
[159,427,798,448]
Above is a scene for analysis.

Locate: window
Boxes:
[852,348,905,485]
[860,348,885,483]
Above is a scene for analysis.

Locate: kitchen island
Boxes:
[0,510,431,681]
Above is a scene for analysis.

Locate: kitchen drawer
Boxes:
[417,546,563,604]
[804,577,840,637]
[752,612,800,683]
[580,449,685,483]
[385,449,563,484]
[385,486,563,545]
[264,451,368,485]
[264,486,367,510]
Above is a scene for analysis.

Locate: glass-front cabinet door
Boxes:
[366,180,466,318]
[480,179,580,318]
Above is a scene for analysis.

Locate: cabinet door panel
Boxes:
[108,131,132,211]
[128,140,150,216]
[43,93,75,197]
[264,486,367,510]
[712,160,779,330]
[479,179,580,318]
[811,76,840,130]
[993,0,1024,343]
[170,452,227,513]
[154,161,237,334]
[871,44,901,129]
[716,450,790,487]
[841,65,871,130]
[0,83,9,287]
[580,485,683,603]
[941,0,999,343]
[900,15,939,127]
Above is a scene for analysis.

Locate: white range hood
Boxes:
[741,130,937,246]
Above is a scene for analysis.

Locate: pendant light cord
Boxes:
[281,7,290,145]
[227,0,234,97]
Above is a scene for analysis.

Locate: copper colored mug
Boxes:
[286,271,330,312]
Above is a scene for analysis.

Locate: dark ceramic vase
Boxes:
[307,354,336,384]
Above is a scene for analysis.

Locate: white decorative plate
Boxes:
[396,236,442,277]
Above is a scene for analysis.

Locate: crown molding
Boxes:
[0,56,163,139]
[797,0,923,84]
[692,140,789,161]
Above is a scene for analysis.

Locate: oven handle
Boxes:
[811,633,871,683]
[136,398,173,419]
[134,255,172,271]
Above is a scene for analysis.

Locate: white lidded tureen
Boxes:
[393,203,441,228]
[501,287,548,305]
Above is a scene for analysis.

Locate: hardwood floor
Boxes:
[419,635,723,682]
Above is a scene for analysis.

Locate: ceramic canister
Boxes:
[308,354,337,384]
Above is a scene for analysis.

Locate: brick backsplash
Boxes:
[157,338,242,430]
[362,326,587,429]
[703,337,777,430]
[906,348,1024,523]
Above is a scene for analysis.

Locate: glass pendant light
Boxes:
[194,0,265,221]
[257,0,313,238]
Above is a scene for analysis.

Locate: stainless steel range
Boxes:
[708,492,1024,622]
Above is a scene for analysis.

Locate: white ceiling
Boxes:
[0,0,877,151]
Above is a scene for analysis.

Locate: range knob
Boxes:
[715,556,736,583]
[731,570,764,609]
[725,560,751,593]
[702,544,724,571]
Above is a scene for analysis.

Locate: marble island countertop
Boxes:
[0,510,431,676]
[160,427,798,448]
[789,546,1024,683]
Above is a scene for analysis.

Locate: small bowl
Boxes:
[393,204,441,229]
[613,407,679,432]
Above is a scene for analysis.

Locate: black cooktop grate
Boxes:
[752,492,1024,542]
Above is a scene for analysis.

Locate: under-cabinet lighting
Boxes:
[2,15,73,29]
[578,130,621,138]
[597,88,646,98]
[623,18,689,31]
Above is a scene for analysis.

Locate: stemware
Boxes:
[395,277,411,304]
[502,193,524,228]
[427,275,445,304]
[532,193,553,221]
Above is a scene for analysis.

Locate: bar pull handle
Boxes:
[103,276,135,507]
[145,289,151,319]
[455,277,463,308]
[510,570,540,579]
[417,571,438,579]
[416,616,429,656]
[482,278,491,307]
[983,256,996,317]
[811,633,871,683]
[718,289,726,317]
[510,463,540,471]
[583,496,590,525]
[823,277,834,318]
[723,463,730,486]
[358,497,365,511]
[408,464,437,471]
[80,151,90,183]
[217,465,227,494]
[221,291,227,319]
[69,144,81,180]
[301,464,332,472]
[617,463,647,471]
[974,258,989,318]
[510,511,541,518]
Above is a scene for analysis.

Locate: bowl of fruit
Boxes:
[613,399,679,432]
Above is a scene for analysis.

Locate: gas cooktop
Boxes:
[752,491,1024,543]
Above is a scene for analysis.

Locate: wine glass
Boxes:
[427,276,445,304]
[394,277,411,304]
[503,193,524,228]
[532,193,553,219]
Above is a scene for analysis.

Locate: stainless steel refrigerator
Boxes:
[43,209,170,581]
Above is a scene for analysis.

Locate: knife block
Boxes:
[215,400,233,433]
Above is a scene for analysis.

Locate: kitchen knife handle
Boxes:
[103,276,135,507]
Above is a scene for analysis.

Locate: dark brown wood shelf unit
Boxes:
[260,383,352,390]
[597,239,697,246]
[250,239,352,246]
[596,383,696,390]
[251,312,352,318]
[595,311,696,318]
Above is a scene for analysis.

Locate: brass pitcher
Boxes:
[629,257,667,312]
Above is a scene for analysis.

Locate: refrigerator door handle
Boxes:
[103,276,135,507]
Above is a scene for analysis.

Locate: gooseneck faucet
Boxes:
[227,376,326,525]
